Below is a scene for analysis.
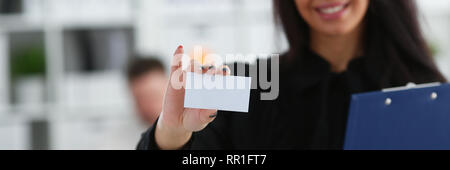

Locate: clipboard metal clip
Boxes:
[382,82,441,106]
[382,82,441,92]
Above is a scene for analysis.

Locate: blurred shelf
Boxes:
[417,0,450,16]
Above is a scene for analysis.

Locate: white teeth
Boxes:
[319,5,345,14]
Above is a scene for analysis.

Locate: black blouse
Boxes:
[137,49,382,150]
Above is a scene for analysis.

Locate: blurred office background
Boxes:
[0,0,449,150]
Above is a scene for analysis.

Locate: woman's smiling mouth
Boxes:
[315,2,351,20]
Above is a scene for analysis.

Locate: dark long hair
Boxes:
[273,0,447,88]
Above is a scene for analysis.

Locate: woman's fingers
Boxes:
[183,108,216,132]
[170,45,184,72]
[186,60,203,74]
[216,65,231,76]
[204,65,216,75]
[199,109,218,124]
[201,108,218,119]
[167,46,187,94]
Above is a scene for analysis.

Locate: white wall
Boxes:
[135,0,278,66]
[417,0,450,78]
[0,33,9,112]
[0,117,29,150]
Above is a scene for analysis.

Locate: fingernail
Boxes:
[222,68,228,72]
[178,45,183,49]
[208,65,215,70]
[201,66,208,70]
[209,114,217,118]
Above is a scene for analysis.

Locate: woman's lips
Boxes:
[315,2,350,20]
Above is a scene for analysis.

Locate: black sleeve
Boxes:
[135,126,154,150]
[136,120,195,150]
[135,112,232,150]
[189,111,234,150]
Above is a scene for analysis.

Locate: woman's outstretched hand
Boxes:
[155,45,230,150]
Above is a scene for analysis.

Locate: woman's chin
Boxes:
[317,26,354,36]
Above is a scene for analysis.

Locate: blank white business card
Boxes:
[184,72,252,112]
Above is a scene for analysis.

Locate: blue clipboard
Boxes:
[344,83,450,150]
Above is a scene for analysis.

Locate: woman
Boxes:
[137,0,447,150]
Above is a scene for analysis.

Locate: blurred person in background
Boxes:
[127,57,167,125]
